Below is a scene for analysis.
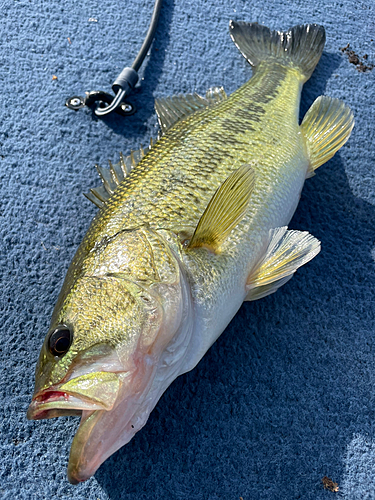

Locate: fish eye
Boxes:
[48,326,73,357]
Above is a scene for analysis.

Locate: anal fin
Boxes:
[245,227,320,301]
[301,96,354,176]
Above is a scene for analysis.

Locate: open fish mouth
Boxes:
[27,390,106,420]
[26,364,156,484]
[26,371,123,483]
[27,390,109,483]
[27,370,122,420]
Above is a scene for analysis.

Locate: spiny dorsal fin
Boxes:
[84,139,156,208]
[155,86,227,133]
[245,227,320,301]
[301,96,354,177]
[187,165,255,253]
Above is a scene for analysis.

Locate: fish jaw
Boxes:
[66,353,158,484]
[26,342,165,484]
[27,351,160,484]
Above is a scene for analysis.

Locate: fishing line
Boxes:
[66,0,163,117]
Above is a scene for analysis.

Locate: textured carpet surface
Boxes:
[1,0,375,498]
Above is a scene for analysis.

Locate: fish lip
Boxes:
[26,389,108,420]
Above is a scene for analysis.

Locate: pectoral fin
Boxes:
[301,96,354,177]
[187,165,255,253]
[245,227,320,301]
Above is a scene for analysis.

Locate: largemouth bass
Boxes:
[27,21,354,484]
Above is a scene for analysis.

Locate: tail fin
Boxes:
[229,21,326,82]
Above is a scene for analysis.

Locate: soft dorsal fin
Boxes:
[155,86,227,133]
[301,96,354,177]
[84,140,155,208]
[187,164,255,253]
[245,227,320,301]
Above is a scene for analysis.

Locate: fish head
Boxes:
[27,227,190,483]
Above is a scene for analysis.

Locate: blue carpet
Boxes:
[1,0,375,498]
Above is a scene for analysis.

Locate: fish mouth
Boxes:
[27,390,104,420]
[26,367,144,484]
[27,391,106,483]
[27,371,121,421]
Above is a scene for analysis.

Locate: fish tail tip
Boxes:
[229,21,326,82]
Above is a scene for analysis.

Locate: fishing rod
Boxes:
[66,0,163,117]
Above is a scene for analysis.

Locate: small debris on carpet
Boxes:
[340,43,374,72]
[322,476,339,492]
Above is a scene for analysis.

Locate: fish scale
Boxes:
[83,68,301,251]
